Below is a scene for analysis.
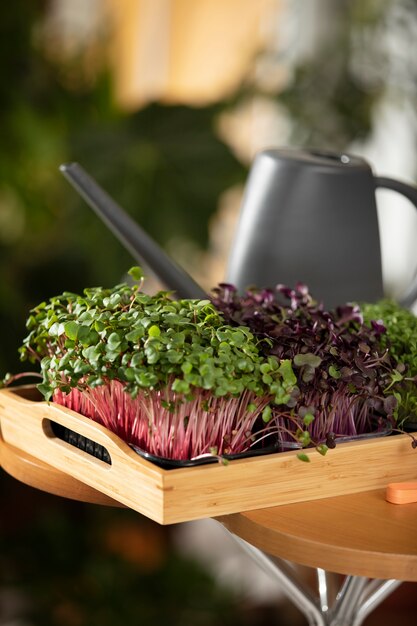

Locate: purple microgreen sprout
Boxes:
[211,281,401,453]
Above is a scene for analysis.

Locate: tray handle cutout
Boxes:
[43,418,112,465]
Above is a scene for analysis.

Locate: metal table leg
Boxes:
[222,528,402,626]
[351,579,402,626]
[230,533,327,625]
[317,568,333,614]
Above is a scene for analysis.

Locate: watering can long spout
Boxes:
[59,162,208,300]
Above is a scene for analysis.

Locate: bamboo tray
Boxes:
[1,385,417,525]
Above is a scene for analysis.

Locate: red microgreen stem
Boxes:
[53,378,272,460]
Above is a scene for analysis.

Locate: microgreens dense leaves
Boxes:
[18,270,414,461]
[211,282,398,444]
[362,299,417,426]
[20,275,295,404]
[18,268,300,459]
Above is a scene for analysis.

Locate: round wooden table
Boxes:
[217,489,417,581]
[216,491,417,625]
[2,438,416,625]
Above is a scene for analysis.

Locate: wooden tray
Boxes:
[0,437,123,507]
[1,385,417,525]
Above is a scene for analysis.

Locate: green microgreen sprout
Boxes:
[361,299,417,428]
[17,267,303,461]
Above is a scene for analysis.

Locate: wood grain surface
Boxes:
[217,489,417,581]
[1,385,417,526]
[0,438,122,507]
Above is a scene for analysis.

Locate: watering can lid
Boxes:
[260,147,369,170]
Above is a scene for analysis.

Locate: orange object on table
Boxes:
[386,481,417,505]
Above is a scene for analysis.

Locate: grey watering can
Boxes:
[226,148,417,309]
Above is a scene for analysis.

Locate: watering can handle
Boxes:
[375,176,417,309]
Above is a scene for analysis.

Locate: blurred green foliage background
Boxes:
[0,0,246,377]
